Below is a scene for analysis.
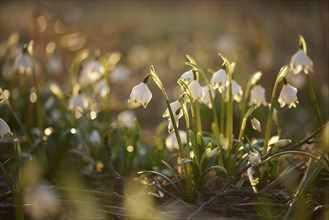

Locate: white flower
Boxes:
[68,94,89,118]
[0,117,12,138]
[211,69,227,93]
[285,70,306,89]
[278,83,298,108]
[247,167,259,192]
[89,130,101,145]
[167,117,180,133]
[165,130,187,151]
[249,152,261,167]
[79,59,105,86]
[188,80,203,102]
[163,100,183,119]
[249,85,267,107]
[128,82,152,108]
[94,80,110,98]
[290,49,313,74]
[206,147,220,158]
[251,117,262,132]
[68,94,89,111]
[180,70,194,84]
[268,136,292,147]
[117,110,136,128]
[110,65,130,83]
[14,53,33,74]
[225,80,243,102]
[201,86,214,108]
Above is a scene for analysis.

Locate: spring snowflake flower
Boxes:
[68,94,89,111]
[167,117,180,133]
[249,152,261,167]
[117,110,136,128]
[249,85,267,107]
[268,136,292,147]
[211,69,227,93]
[225,80,243,102]
[165,130,187,151]
[180,70,194,84]
[79,59,105,86]
[128,82,152,108]
[201,86,214,108]
[278,83,298,108]
[14,52,33,74]
[94,80,110,98]
[290,49,313,74]
[163,100,183,119]
[251,117,262,132]
[188,80,203,102]
[0,117,12,138]
[68,94,89,118]
[163,101,183,132]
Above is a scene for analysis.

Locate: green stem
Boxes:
[262,151,328,171]
[237,105,258,143]
[195,101,202,134]
[220,96,225,135]
[263,66,289,154]
[4,97,33,148]
[226,66,233,152]
[149,66,183,157]
[306,74,322,127]
[196,67,221,145]
[241,71,262,121]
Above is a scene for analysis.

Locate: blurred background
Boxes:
[1,1,328,138]
[0,2,328,219]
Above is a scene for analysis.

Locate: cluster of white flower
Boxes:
[127,38,315,152]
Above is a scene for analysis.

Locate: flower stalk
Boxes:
[263,65,289,154]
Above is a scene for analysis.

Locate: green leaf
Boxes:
[200,165,228,179]
[137,170,182,195]
[161,160,184,192]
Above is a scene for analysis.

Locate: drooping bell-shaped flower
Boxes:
[165,130,187,151]
[68,94,89,118]
[167,117,180,133]
[0,117,12,138]
[251,117,262,132]
[68,94,89,111]
[163,100,183,119]
[225,80,243,102]
[180,70,194,84]
[278,83,298,108]
[268,136,292,147]
[201,86,214,108]
[163,100,183,132]
[117,110,136,128]
[249,152,261,167]
[249,85,267,107]
[188,80,203,102]
[94,80,110,98]
[128,82,152,108]
[14,52,33,74]
[290,49,313,74]
[79,59,105,86]
[211,69,227,93]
